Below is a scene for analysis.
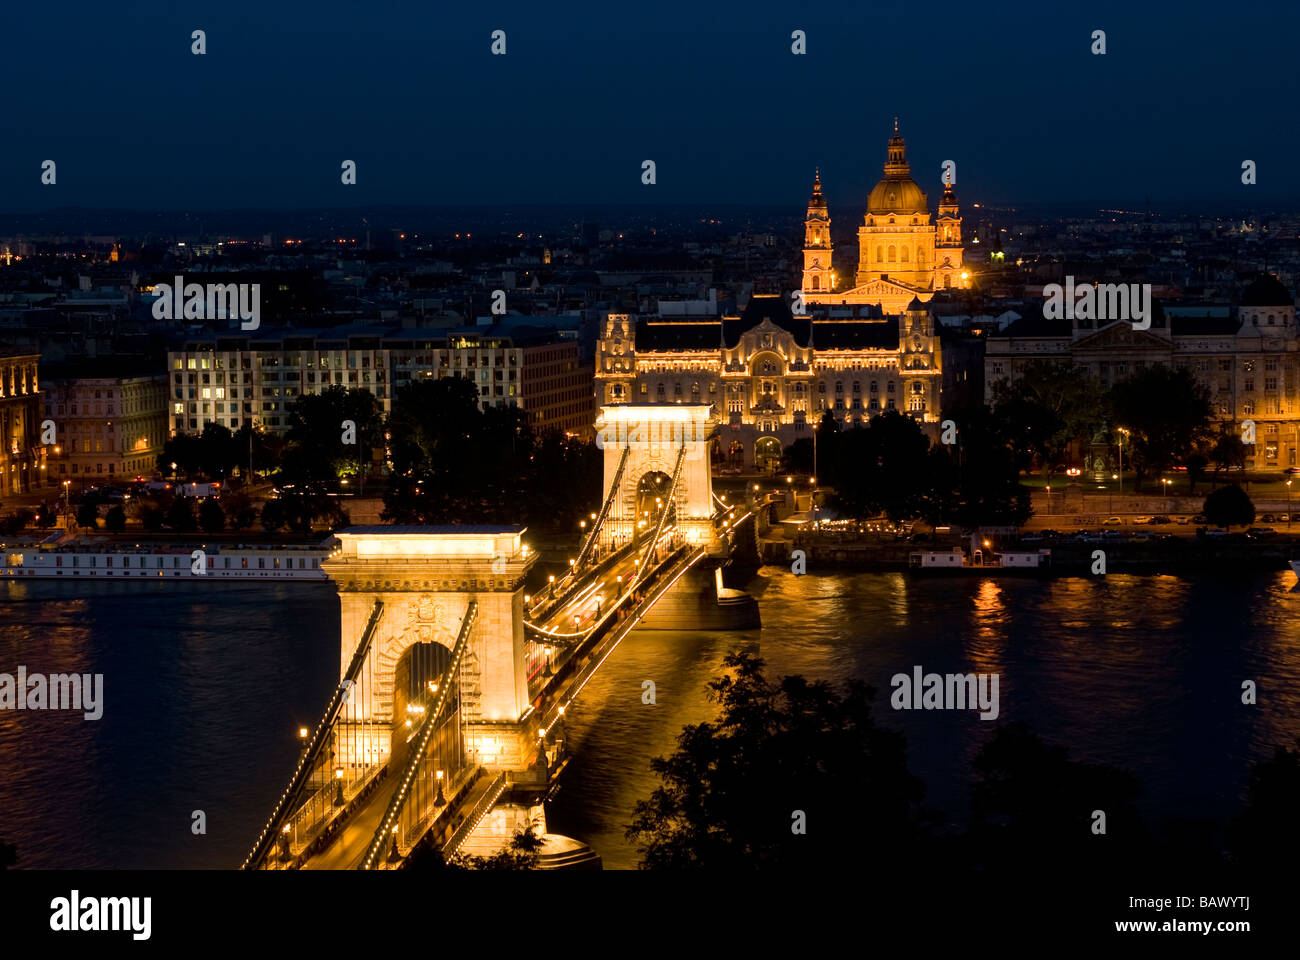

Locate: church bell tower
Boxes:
[802,170,833,296]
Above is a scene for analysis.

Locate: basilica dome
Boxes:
[866,123,928,216]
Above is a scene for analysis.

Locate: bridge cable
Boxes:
[242,599,386,869]
[359,600,479,870]
[631,443,687,588]
[571,444,629,575]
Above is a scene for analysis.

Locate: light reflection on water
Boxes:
[547,568,1300,869]
[3,570,1299,869]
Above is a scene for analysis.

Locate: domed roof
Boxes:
[868,178,928,216]
[1240,274,1293,307]
[866,121,928,216]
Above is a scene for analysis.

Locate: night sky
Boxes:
[0,0,1296,212]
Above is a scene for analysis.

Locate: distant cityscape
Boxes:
[3,123,1300,494]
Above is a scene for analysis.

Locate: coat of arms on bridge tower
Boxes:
[396,596,484,721]
[399,596,452,648]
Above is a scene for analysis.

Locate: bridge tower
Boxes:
[594,404,720,551]
[322,526,538,774]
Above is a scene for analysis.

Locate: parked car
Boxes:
[1103,517,1124,525]
[1249,527,1278,538]
[1192,514,1208,524]
[1174,516,1191,524]
[1260,513,1278,523]
[1131,516,1153,525]
[1150,516,1172,525]
[1284,467,1300,476]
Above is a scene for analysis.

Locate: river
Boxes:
[3,569,1299,869]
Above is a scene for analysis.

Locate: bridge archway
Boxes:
[594,404,719,549]
[754,436,782,471]
[635,470,674,529]
[390,640,455,768]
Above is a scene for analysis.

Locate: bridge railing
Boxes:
[441,771,509,861]
[278,759,387,862]
[533,542,706,735]
[526,534,642,628]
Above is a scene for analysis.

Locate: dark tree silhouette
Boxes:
[1203,484,1254,528]
[198,498,226,533]
[104,504,127,533]
[1229,738,1300,867]
[626,650,935,869]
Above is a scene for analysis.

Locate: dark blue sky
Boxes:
[1,0,1295,213]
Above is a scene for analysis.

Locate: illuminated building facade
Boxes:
[0,350,42,494]
[803,121,969,314]
[167,325,591,438]
[42,373,168,483]
[595,294,942,469]
[984,276,1300,471]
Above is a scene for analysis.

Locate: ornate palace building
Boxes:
[0,349,43,495]
[984,275,1300,472]
[803,121,969,315]
[594,294,942,469]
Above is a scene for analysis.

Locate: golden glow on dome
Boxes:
[867,123,928,216]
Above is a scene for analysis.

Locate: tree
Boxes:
[1203,483,1254,528]
[141,507,165,532]
[942,405,1033,527]
[626,650,932,868]
[104,505,127,533]
[1185,450,1210,495]
[992,361,1108,476]
[223,492,257,530]
[1110,366,1213,491]
[166,497,196,532]
[76,502,99,531]
[1229,738,1300,867]
[35,502,58,528]
[827,411,937,521]
[1210,432,1247,477]
[283,387,383,494]
[260,498,287,533]
[0,510,33,536]
[198,498,226,533]
[448,830,543,870]
[381,377,600,532]
[966,722,1149,876]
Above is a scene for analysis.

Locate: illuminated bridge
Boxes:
[241,404,758,871]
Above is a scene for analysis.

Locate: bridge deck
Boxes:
[302,774,401,870]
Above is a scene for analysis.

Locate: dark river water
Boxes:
[4,569,1300,869]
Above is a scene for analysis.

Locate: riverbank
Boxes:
[761,533,1300,573]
